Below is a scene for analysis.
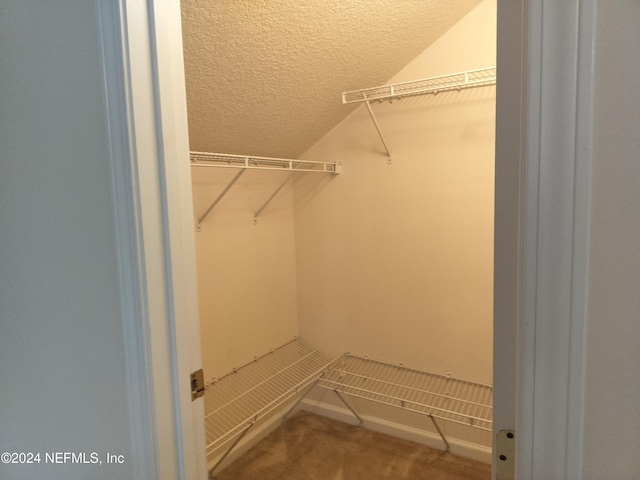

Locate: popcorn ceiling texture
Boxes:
[180,0,483,159]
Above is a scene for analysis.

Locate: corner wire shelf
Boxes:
[342,66,497,162]
[190,152,341,227]
[317,354,493,452]
[203,338,338,476]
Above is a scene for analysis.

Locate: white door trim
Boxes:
[97,0,206,478]
[505,1,596,478]
[97,1,160,477]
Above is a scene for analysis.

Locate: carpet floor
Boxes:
[213,411,491,480]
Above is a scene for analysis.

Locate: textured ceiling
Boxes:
[181,0,483,159]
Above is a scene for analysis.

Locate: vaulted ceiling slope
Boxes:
[180,0,482,159]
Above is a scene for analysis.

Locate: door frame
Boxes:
[104,0,597,478]
[495,0,595,478]
[98,0,206,478]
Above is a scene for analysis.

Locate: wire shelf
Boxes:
[203,338,336,460]
[318,354,493,432]
[342,67,496,104]
[191,151,341,174]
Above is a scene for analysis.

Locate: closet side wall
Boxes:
[582,2,640,475]
[295,0,496,384]
[192,170,299,379]
[0,3,136,478]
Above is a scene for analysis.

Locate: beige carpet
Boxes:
[213,411,491,480]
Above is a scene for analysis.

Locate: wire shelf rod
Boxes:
[318,385,491,431]
[190,151,341,175]
[327,368,490,410]
[318,379,490,426]
[342,67,497,104]
[340,354,493,388]
[206,338,306,386]
[342,67,495,160]
[206,359,338,452]
[192,153,341,225]
[205,348,322,420]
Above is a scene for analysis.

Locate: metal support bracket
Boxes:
[209,422,254,478]
[428,413,450,452]
[364,99,392,164]
[197,168,246,228]
[334,390,364,427]
[281,376,324,422]
[253,171,297,224]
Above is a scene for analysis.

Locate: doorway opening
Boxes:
[180,0,497,475]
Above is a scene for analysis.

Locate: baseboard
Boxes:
[295,397,492,465]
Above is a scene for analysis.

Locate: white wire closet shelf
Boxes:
[190,151,341,174]
[191,152,341,226]
[204,338,337,476]
[342,67,496,104]
[342,66,496,161]
[317,354,493,451]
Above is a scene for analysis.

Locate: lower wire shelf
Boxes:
[203,338,336,475]
[204,343,493,476]
[317,354,493,451]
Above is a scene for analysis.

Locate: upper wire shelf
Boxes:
[190,151,341,174]
[190,151,341,226]
[342,67,496,104]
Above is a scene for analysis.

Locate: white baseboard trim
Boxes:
[295,398,492,465]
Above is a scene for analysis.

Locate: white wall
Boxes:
[582,2,640,477]
[192,169,299,378]
[0,3,135,479]
[295,0,496,384]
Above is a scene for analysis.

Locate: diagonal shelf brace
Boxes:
[209,422,254,477]
[364,99,392,163]
[334,390,364,427]
[254,171,297,223]
[428,414,450,452]
[197,168,245,227]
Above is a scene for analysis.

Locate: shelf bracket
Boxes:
[253,171,297,223]
[428,414,450,452]
[197,168,245,228]
[209,421,254,477]
[364,99,392,164]
[334,390,364,427]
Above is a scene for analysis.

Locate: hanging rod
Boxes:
[342,67,496,104]
[191,152,341,227]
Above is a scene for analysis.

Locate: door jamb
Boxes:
[98,0,206,479]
